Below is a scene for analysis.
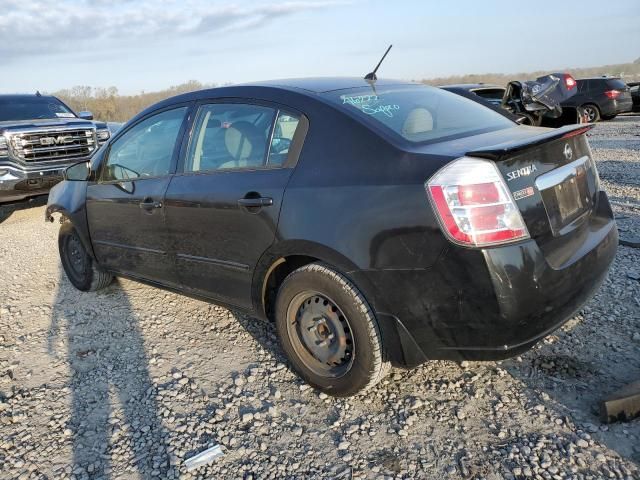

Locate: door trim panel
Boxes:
[176,253,250,271]
[93,239,166,256]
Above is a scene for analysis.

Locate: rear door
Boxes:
[164,101,308,310]
[86,106,190,284]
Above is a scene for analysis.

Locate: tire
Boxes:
[58,222,113,292]
[275,263,390,397]
[582,104,601,123]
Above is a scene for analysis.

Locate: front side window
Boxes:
[324,85,515,144]
[101,107,187,182]
[185,104,278,172]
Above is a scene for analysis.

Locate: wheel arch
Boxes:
[253,240,373,321]
[46,181,96,260]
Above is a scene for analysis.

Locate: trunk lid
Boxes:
[467,124,600,259]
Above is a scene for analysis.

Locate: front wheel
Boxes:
[58,222,113,292]
[275,263,389,397]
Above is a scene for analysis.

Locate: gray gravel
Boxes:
[1,116,639,479]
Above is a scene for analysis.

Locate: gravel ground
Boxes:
[1,116,639,480]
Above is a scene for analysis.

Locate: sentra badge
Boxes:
[506,164,537,181]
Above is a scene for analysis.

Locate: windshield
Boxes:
[0,97,76,122]
[324,85,514,144]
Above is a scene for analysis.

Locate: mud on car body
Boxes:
[0,94,110,203]
[47,78,617,396]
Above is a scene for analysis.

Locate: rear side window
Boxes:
[605,79,627,90]
[269,112,300,167]
[185,104,302,172]
[185,104,276,172]
[324,85,514,144]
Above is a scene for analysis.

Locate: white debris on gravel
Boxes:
[1,116,639,479]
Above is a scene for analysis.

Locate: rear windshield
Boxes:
[324,85,514,144]
[0,97,75,122]
[606,79,627,90]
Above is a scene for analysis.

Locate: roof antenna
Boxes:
[365,44,393,82]
[35,91,42,97]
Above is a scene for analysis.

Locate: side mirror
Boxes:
[64,161,91,181]
[78,111,94,120]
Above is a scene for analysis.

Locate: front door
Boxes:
[164,102,306,310]
[86,106,189,284]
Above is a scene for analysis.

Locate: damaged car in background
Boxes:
[46,77,617,397]
[0,93,111,203]
[443,73,587,127]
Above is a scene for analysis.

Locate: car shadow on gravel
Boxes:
[47,272,170,479]
[0,195,47,224]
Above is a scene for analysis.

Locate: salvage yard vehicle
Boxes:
[626,82,640,113]
[444,73,585,127]
[0,94,111,203]
[561,77,633,122]
[46,78,618,396]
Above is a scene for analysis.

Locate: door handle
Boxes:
[139,199,163,209]
[237,197,273,208]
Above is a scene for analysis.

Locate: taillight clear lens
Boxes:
[426,157,530,247]
[604,90,620,99]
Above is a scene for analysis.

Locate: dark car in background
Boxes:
[443,74,584,127]
[0,94,111,203]
[561,77,633,122]
[441,83,506,106]
[628,82,640,112]
[47,78,617,396]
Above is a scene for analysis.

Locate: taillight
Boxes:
[564,74,577,90]
[604,90,620,99]
[426,157,530,247]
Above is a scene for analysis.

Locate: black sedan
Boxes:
[46,78,617,396]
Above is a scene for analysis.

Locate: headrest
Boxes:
[225,121,262,160]
[402,108,434,138]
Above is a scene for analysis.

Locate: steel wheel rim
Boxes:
[65,234,87,280]
[286,291,355,378]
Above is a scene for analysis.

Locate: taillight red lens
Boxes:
[427,157,530,247]
[458,182,500,205]
[604,90,620,99]
[564,74,577,90]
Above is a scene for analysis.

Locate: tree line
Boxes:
[51,59,640,123]
[52,80,215,123]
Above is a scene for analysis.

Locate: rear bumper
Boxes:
[601,97,633,116]
[353,192,618,366]
[0,162,67,203]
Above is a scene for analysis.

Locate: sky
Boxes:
[0,0,638,95]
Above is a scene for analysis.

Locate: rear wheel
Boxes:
[582,104,601,122]
[59,222,113,292]
[275,263,389,397]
